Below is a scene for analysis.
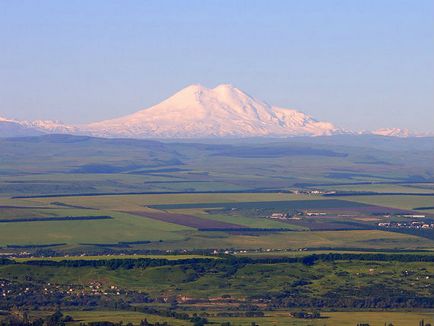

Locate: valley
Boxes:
[0,134,433,325]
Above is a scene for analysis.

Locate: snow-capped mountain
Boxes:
[0,116,76,137]
[20,119,78,134]
[372,128,412,137]
[0,116,42,137]
[1,84,431,138]
[371,128,434,138]
[85,84,339,138]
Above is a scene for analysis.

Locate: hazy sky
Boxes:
[0,0,433,132]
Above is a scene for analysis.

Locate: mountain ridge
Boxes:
[1,84,431,138]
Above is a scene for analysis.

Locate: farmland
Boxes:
[5,309,434,326]
[0,135,433,324]
[0,191,433,250]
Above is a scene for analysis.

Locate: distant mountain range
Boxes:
[0,84,431,138]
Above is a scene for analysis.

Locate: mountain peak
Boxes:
[84,84,339,138]
[1,85,428,138]
[178,83,243,95]
[213,83,237,91]
[212,83,251,97]
[181,83,208,92]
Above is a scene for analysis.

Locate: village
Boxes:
[267,210,329,220]
[0,278,128,300]
[378,221,434,229]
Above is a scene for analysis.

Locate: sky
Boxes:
[0,0,433,132]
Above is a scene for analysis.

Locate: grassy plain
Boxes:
[0,191,433,250]
[27,310,187,326]
[17,310,433,326]
[340,195,434,213]
[0,209,191,246]
[13,254,216,262]
[2,258,434,325]
[209,311,434,326]
[1,135,433,324]
[2,259,432,298]
[315,183,434,193]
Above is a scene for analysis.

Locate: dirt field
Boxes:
[122,210,244,229]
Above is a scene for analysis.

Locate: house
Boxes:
[306,212,326,216]
[269,213,288,219]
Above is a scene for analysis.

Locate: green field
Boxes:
[315,183,434,194]
[13,254,216,262]
[2,259,432,299]
[0,191,433,251]
[209,311,434,326]
[1,256,433,325]
[339,195,434,213]
[1,135,433,198]
[14,309,433,326]
[0,135,433,323]
[0,135,432,253]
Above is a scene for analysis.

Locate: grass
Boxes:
[143,229,434,251]
[235,249,434,258]
[0,210,191,246]
[341,195,434,213]
[209,311,434,326]
[1,259,433,325]
[0,192,433,250]
[146,199,356,210]
[316,183,434,194]
[2,259,432,299]
[18,309,434,326]
[1,136,433,321]
[13,254,217,262]
[51,310,187,326]
[29,193,319,209]
[170,208,306,230]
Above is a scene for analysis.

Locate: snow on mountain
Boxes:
[20,119,78,134]
[0,116,42,137]
[371,128,433,138]
[0,116,21,124]
[0,115,76,137]
[85,84,340,138]
[372,128,411,137]
[1,85,430,138]
[272,107,337,136]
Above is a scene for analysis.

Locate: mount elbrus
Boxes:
[0,84,426,138]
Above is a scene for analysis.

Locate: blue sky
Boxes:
[0,0,433,132]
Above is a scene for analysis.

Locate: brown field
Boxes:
[0,205,53,209]
[122,210,244,229]
[283,219,367,230]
